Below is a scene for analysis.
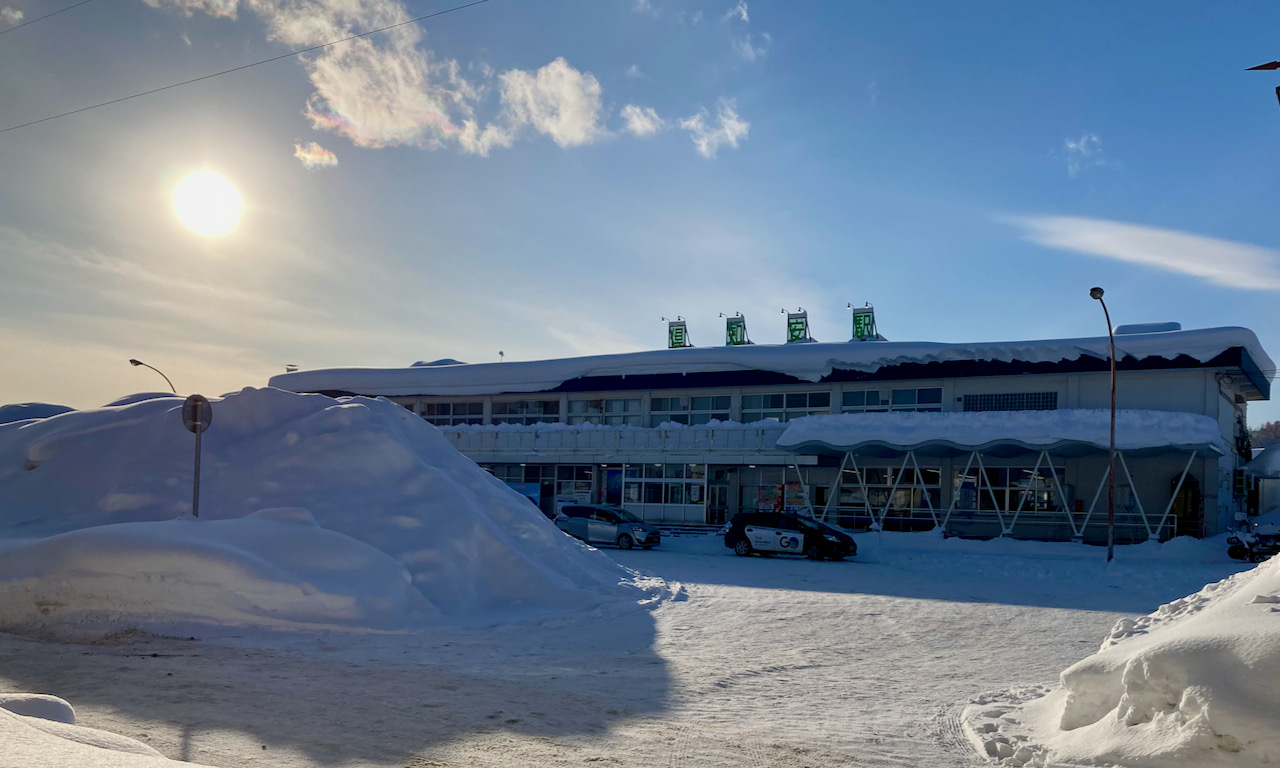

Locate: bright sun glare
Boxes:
[172,170,243,238]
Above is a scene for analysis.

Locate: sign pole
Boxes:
[181,394,213,518]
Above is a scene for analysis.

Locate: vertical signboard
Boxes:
[851,305,877,341]
[786,311,811,343]
[725,315,749,346]
[668,320,691,348]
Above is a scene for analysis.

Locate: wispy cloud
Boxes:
[625,64,643,78]
[1010,215,1280,290]
[724,0,748,23]
[621,105,663,137]
[293,141,338,169]
[680,99,749,158]
[868,79,880,108]
[1063,132,1104,178]
[733,32,770,62]
[1,5,23,24]
[146,0,606,157]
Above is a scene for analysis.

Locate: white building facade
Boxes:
[269,324,1273,542]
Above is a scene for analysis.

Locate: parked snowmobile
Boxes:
[1227,523,1280,563]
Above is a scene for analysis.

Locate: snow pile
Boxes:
[964,558,1280,767]
[267,326,1273,397]
[778,408,1227,456]
[0,387,640,632]
[0,510,435,635]
[0,403,73,425]
[0,692,213,767]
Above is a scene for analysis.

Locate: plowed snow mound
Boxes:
[0,388,638,627]
[964,558,1280,767]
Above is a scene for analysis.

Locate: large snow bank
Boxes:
[0,510,435,634]
[0,403,73,425]
[964,558,1280,767]
[267,326,1273,397]
[0,692,213,767]
[778,409,1228,457]
[0,388,639,629]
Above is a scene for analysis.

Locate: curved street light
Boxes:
[128,358,177,394]
[1089,287,1116,563]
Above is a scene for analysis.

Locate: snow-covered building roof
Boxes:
[1246,444,1280,479]
[269,326,1274,399]
[775,409,1229,458]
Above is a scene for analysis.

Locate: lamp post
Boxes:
[128,359,176,394]
[1089,287,1117,563]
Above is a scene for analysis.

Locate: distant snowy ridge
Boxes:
[0,388,646,631]
[268,326,1273,397]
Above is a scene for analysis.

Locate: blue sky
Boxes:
[2,0,1279,423]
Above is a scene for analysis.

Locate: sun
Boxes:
[172,170,243,238]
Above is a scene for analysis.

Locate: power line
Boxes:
[0,0,494,135]
[0,0,98,36]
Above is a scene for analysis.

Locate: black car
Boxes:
[722,512,856,561]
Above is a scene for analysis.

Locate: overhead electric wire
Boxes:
[0,0,98,36]
[0,0,494,135]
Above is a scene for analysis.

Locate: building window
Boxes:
[623,463,706,506]
[842,387,941,414]
[567,397,642,426]
[962,392,1057,412]
[952,466,1066,512]
[492,399,561,424]
[650,395,731,427]
[741,391,830,423]
[421,401,484,425]
[830,464,942,530]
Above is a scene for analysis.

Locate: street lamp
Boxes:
[1089,287,1117,563]
[128,359,177,394]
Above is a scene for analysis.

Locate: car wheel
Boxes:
[806,542,824,561]
[733,538,753,557]
[617,534,635,550]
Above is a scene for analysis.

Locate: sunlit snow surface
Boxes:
[0,387,644,632]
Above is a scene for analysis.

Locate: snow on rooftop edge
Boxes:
[267,326,1275,398]
[776,409,1229,455]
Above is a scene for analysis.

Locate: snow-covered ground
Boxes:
[2,388,1271,767]
[0,533,1251,768]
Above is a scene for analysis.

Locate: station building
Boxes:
[268,314,1273,543]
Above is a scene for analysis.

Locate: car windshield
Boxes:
[606,506,643,523]
[792,514,843,536]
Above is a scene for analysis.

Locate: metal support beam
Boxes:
[1150,452,1197,542]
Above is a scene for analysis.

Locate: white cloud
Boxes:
[1,6,23,24]
[1063,132,1104,178]
[733,32,770,62]
[868,79,880,107]
[1010,215,1280,291]
[625,64,643,78]
[144,0,608,155]
[631,0,660,17]
[679,99,749,158]
[498,57,604,148]
[621,105,663,137]
[724,0,748,23]
[293,141,338,169]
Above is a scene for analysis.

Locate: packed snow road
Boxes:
[0,533,1244,768]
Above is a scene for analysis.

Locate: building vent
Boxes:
[963,392,1058,412]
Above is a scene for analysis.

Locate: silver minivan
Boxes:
[555,504,662,550]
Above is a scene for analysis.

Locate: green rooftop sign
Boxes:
[725,316,748,346]
[668,320,690,349]
[851,305,877,341]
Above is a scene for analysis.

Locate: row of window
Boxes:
[420,389,1056,426]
